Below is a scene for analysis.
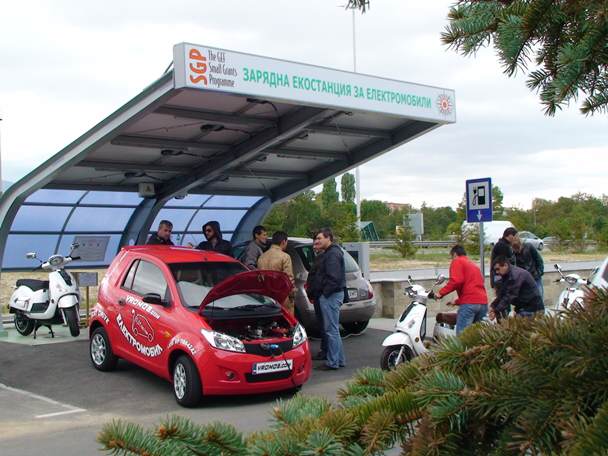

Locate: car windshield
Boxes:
[295,245,359,273]
[169,261,279,312]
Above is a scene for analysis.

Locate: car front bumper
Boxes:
[198,341,311,395]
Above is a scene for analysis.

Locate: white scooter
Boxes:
[9,245,81,338]
[549,263,587,315]
[380,275,458,370]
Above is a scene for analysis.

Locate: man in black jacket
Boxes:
[512,235,544,299]
[305,237,327,360]
[313,228,346,370]
[146,220,174,245]
[490,227,517,288]
[196,221,233,257]
[489,256,544,320]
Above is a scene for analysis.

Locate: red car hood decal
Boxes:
[199,270,293,312]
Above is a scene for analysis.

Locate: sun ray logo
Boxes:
[437,94,453,115]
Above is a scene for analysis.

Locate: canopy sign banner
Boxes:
[173,43,456,123]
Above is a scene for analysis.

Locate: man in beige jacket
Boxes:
[257,231,295,313]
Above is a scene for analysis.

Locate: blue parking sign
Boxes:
[466,178,492,223]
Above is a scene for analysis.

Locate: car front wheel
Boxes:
[341,320,369,335]
[173,355,202,407]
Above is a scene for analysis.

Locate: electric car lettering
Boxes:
[91,307,110,324]
[168,337,197,356]
[125,295,160,320]
[116,314,162,357]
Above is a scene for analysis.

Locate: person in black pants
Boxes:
[305,237,326,360]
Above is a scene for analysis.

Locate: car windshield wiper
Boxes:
[224,303,277,311]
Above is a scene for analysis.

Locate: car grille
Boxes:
[30,302,50,313]
[245,370,292,383]
[244,340,293,356]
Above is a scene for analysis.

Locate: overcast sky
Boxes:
[0,0,606,209]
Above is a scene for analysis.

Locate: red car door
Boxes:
[118,258,173,372]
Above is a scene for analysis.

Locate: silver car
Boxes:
[287,238,376,335]
[233,237,377,335]
[519,231,544,250]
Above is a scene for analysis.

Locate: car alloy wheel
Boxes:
[174,363,187,400]
[172,355,202,407]
[91,333,106,366]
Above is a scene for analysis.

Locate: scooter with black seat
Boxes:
[8,244,81,338]
[380,274,460,370]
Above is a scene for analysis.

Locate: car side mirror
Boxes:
[142,293,169,307]
[26,252,37,259]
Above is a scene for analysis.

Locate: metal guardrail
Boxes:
[369,240,452,248]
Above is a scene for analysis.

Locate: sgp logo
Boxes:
[188,48,208,86]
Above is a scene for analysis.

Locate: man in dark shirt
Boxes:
[490,256,544,320]
[490,227,517,288]
[196,221,233,257]
[314,227,346,370]
[146,220,174,245]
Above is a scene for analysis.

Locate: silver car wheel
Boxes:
[174,363,187,400]
[91,333,106,366]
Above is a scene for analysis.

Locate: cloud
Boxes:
[0,0,605,211]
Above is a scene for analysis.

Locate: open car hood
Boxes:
[199,270,293,312]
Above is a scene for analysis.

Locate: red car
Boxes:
[88,246,311,407]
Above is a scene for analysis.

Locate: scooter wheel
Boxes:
[172,355,202,407]
[380,345,412,371]
[14,312,35,336]
[64,307,80,337]
[90,327,118,371]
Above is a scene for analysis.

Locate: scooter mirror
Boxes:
[554,263,561,270]
[26,252,37,259]
[435,274,446,285]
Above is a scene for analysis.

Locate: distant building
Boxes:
[386,202,410,212]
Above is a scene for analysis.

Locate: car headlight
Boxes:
[292,323,307,348]
[200,328,245,353]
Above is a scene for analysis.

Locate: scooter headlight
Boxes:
[48,255,64,266]
[292,323,307,348]
[566,276,578,286]
[200,328,245,353]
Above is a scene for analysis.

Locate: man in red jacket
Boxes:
[435,245,488,335]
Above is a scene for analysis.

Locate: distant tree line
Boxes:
[263,176,608,250]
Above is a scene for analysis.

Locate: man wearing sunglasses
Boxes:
[489,256,544,320]
[196,221,233,257]
[146,220,174,245]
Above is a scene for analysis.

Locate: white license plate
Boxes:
[252,359,293,375]
[348,289,358,299]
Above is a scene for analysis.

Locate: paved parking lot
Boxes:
[0,326,390,455]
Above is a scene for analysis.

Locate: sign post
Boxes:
[466,178,492,277]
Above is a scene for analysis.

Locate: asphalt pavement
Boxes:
[0,326,391,455]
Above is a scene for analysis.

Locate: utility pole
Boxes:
[351,7,362,235]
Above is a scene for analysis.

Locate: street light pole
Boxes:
[351,7,362,234]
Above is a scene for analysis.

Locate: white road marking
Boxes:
[35,409,86,419]
[0,382,86,419]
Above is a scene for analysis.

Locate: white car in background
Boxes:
[590,256,608,289]
[519,231,544,250]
